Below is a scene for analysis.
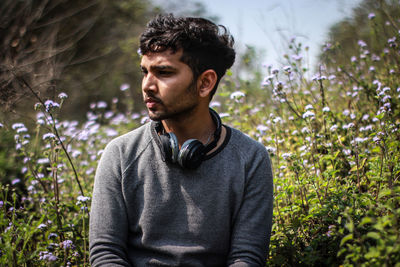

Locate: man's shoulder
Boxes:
[224,125,270,164]
[105,122,153,155]
[228,126,266,152]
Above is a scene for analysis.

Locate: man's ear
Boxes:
[197,69,217,98]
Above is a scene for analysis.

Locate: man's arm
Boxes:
[227,147,274,266]
[89,141,131,267]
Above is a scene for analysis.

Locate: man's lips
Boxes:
[144,97,161,109]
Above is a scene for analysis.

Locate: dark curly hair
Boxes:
[139,14,236,99]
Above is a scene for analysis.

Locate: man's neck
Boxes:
[161,107,216,147]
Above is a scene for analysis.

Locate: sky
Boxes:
[197,0,363,69]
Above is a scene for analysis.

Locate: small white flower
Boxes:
[302,111,315,119]
[365,125,373,131]
[305,104,313,110]
[16,127,28,133]
[352,137,368,144]
[97,101,107,109]
[282,153,292,160]
[58,92,68,99]
[42,133,56,140]
[343,123,355,130]
[120,83,130,91]
[357,40,367,47]
[11,178,21,185]
[330,125,338,132]
[105,128,118,137]
[37,158,50,164]
[256,125,269,132]
[342,109,350,116]
[292,54,303,61]
[12,123,25,130]
[230,91,246,102]
[77,195,90,203]
[301,127,310,133]
[299,145,307,152]
[44,100,60,112]
[273,117,282,124]
[37,223,47,230]
[322,106,330,112]
[104,111,114,119]
[283,66,291,72]
[382,95,391,102]
[343,149,351,155]
[209,101,221,108]
[368,13,375,19]
[140,116,150,124]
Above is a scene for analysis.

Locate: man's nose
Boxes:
[142,73,157,93]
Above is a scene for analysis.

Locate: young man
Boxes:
[89,14,273,266]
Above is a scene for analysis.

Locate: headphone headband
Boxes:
[202,108,222,154]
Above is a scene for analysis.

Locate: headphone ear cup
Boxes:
[160,133,179,163]
[178,139,205,169]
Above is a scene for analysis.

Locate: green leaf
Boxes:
[376,112,385,120]
[366,231,380,240]
[359,217,374,227]
[333,150,340,160]
[340,233,353,246]
[379,188,392,198]
[345,220,354,232]
[365,247,380,259]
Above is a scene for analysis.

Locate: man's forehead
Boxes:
[140,49,184,66]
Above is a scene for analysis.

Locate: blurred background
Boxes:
[1,0,386,123]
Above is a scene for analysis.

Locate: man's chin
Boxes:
[147,110,165,121]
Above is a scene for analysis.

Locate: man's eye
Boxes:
[159,71,172,76]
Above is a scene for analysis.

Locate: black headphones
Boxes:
[156,108,222,169]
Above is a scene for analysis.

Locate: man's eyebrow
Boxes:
[141,65,177,71]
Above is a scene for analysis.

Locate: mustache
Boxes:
[143,94,162,103]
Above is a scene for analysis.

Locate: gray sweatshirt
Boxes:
[89,121,273,266]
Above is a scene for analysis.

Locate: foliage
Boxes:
[0,0,157,122]
[0,0,218,122]
[320,0,400,69]
[0,90,140,266]
[0,1,400,267]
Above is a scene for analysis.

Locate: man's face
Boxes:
[141,49,199,121]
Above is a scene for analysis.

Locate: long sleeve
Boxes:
[227,147,274,266]
[89,140,131,267]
